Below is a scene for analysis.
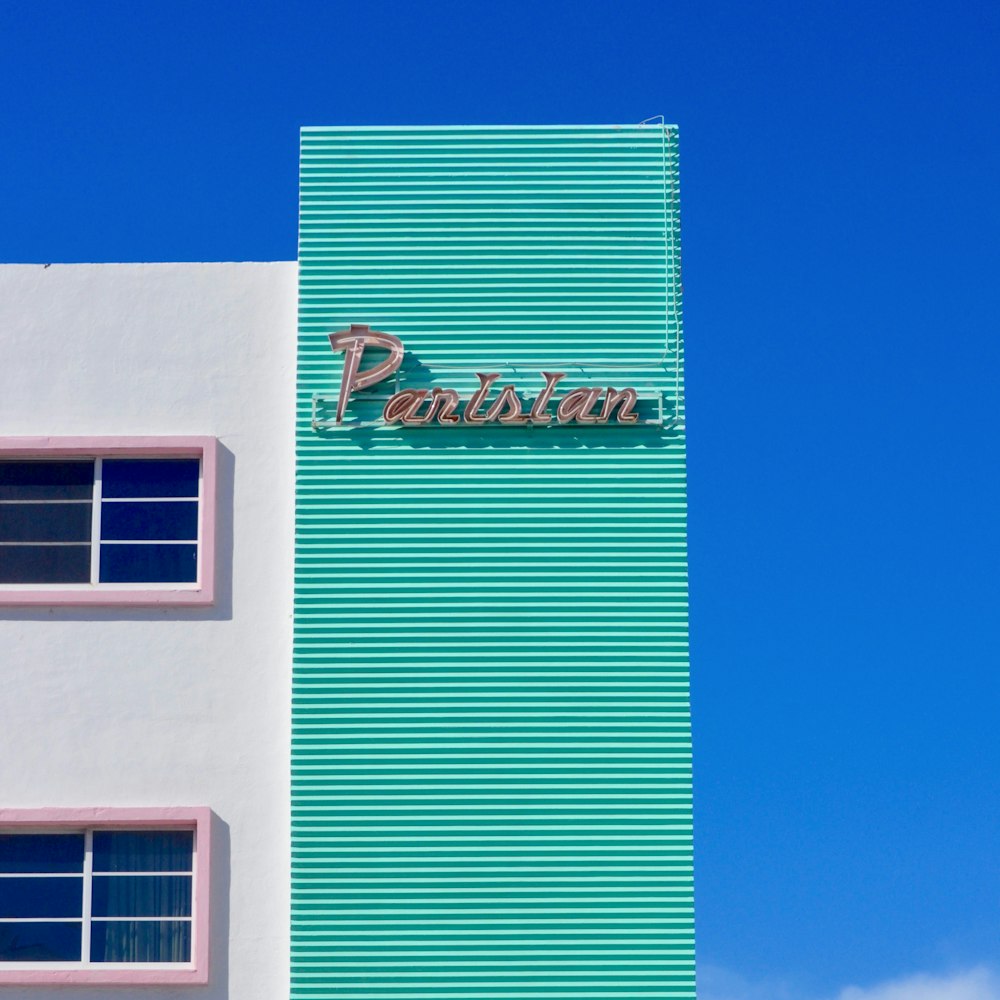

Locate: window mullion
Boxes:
[195,457,203,585]
[81,829,93,965]
[89,459,103,586]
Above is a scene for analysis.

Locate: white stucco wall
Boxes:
[0,262,297,1000]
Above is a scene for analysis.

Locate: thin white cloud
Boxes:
[698,963,805,1000]
[835,967,1000,1000]
[699,964,1000,1000]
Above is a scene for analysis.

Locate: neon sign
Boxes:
[326,325,646,428]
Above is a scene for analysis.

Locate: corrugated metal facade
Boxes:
[293,125,691,998]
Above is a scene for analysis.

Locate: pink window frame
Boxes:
[0,437,217,606]
[0,806,211,986]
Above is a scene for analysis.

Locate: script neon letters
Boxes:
[327,325,639,426]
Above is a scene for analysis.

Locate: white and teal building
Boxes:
[0,124,692,999]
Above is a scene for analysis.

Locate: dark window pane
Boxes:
[90,920,190,963]
[0,876,82,918]
[92,831,193,873]
[92,876,191,918]
[0,502,92,542]
[101,543,198,583]
[0,544,90,583]
[100,501,198,542]
[0,461,93,501]
[0,921,81,962]
[98,544,197,584]
[102,459,199,499]
[0,834,84,873]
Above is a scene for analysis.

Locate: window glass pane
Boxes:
[92,831,193,873]
[0,502,92,543]
[100,501,198,542]
[0,921,81,962]
[0,876,83,918]
[0,461,93,501]
[0,834,84,873]
[98,544,197,584]
[101,460,199,499]
[0,545,90,583]
[90,920,190,964]
[92,876,191,918]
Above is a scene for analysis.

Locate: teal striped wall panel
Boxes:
[294,124,691,999]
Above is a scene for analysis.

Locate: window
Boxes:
[0,830,193,963]
[0,438,216,606]
[0,458,199,585]
[0,809,210,985]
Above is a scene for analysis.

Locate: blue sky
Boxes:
[2,1,998,996]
